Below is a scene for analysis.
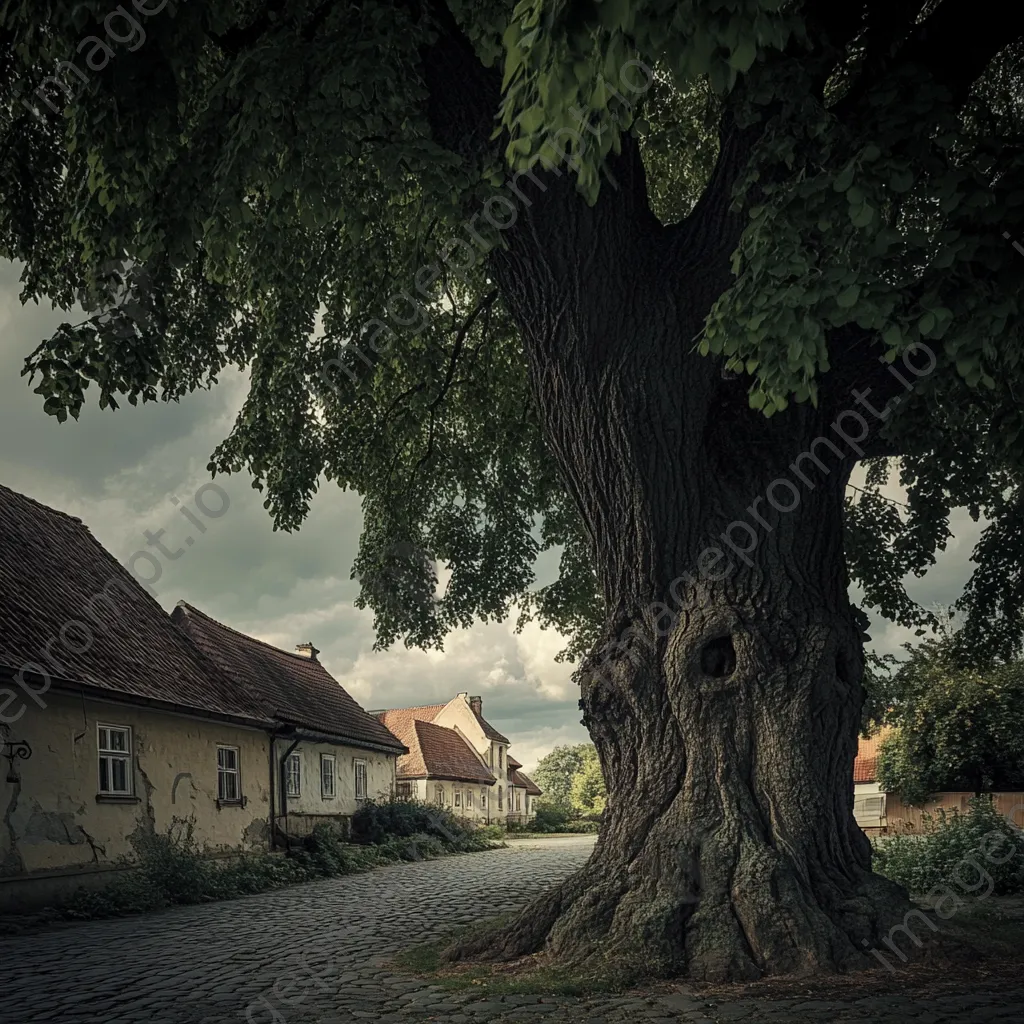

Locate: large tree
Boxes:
[534,743,591,809]
[4,0,1024,982]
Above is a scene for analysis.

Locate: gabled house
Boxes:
[374,707,496,820]
[0,483,404,910]
[171,603,406,839]
[374,692,540,823]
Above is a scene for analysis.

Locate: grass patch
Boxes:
[391,915,637,998]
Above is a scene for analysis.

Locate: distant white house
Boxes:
[374,693,541,823]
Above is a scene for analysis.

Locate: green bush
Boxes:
[352,798,469,845]
[872,798,1024,895]
[130,817,215,904]
[351,798,498,853]
[474,823,506,841]
[520,801,600,833]
[529,801,571,832]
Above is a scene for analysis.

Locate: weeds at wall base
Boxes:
[7,805,503,929]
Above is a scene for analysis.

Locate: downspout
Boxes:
[269,734,276,852]
[278,735,301,843]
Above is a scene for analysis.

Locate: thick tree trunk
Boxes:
[450,451,909,980]
[433,104,912,978]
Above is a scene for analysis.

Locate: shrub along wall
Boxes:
[872,798,1024,896]
[13,799,501,927]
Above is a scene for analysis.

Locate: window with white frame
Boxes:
[285,753,301,797]
[435,784,444,805]
[217,746,241,802]
[321,753,336,799]
[454,789,462,807]
[466,790,473,809]
[480,789,487,809]
[397,782,412,800]
[515,791,521,811]
[97,725,132,795]
[354,758,368,800]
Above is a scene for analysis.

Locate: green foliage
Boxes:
[473,823,507,841]
[872,799,1024,896]
[3,2,1024,665]
[350,797,494,852]
[530,799,570,831]
[523,799,598,833]
[534,743,606,817]
[569,745,607,816]
[876,637,1024,804]
[533,743,589,808]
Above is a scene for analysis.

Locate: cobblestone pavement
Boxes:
[3,836,1022,1024]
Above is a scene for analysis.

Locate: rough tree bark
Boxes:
[444,129,910,980]
[423,10,912,981]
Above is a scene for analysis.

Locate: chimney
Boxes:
[469,695,482,716]
[294,642,320,662]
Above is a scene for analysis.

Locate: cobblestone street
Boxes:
[2,836,1022,1024]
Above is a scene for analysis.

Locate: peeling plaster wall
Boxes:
[1,692,271,878]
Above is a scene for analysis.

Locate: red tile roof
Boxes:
[854,755,879,784]
[375,698,511,745]
[511,769,542,795]
[853,728,892,784]
[0,484,268,725]
[172,602,405,753]
[377,708,495,783]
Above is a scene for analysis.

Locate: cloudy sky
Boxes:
[0,259,982,772]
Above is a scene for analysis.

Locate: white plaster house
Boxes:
[374,693,541,823]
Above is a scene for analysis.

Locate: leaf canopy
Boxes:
[3,0,1024,660]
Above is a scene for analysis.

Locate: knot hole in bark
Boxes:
[700,634,736,678]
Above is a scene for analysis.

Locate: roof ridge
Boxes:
[377,702,446,715]
[0,481,92,529]
[175,601,327,664]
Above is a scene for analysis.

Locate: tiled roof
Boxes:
[853,728,892,785]
[0,483,268,724]
[377,709,495,783]
[474,710,510,744]
[172,602,406,753]
[375,697,511,745]
[854,755,878,784]
[511,769,542,796]
[506,754,522,769]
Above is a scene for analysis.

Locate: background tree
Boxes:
[4,0,1024,982]
[533,743,590,810]
[569,745,607,817]
[877,638,1024,805]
